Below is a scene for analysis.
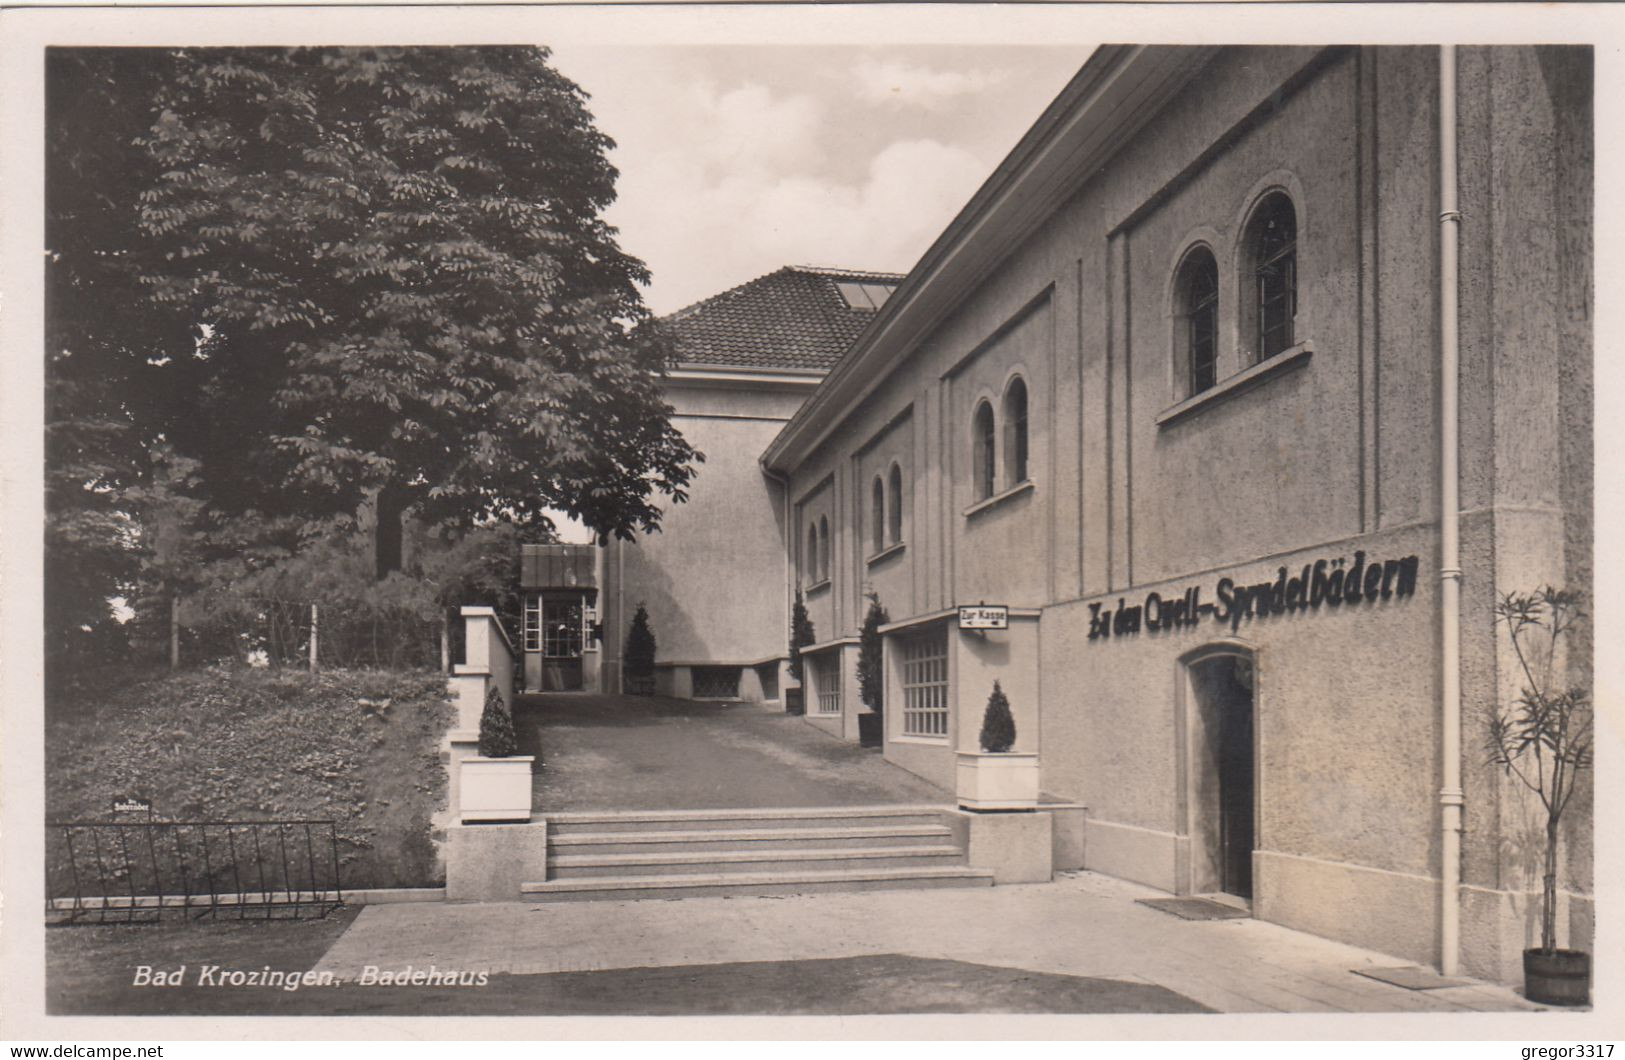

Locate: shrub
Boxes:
[857,592,890,715]
[626,604,657,680]
[788,587,816,684]
[1487,586,1593,954]
[478,684,519,758]
[979,681,1016,753]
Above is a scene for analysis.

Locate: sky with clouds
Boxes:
[545,45,1095,316]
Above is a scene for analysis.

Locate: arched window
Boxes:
[1247,193,1297,363]
[871,476,886,555]
[887,463,903,545]
[1176,246,1219,396]
[972,400,996,501]
[1002,377,1029,485]
[806,524,819,583]
[818,516,831,584]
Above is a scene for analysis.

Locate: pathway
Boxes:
[513,692,947,811]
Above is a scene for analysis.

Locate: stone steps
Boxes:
[522,865,993,902]
[549,823,954,855]
[545,805,949,835]
[547,843,966,878]
[526,805,990,902]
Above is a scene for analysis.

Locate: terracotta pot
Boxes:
[1524,948,1590,1006]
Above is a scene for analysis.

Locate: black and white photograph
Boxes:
[2,1,1620,1043]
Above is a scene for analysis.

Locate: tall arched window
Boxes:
[1247,193,1297,363]
[871,476,886,554]
[887,463,903,545]
[806,524,819,583]
[818,516,831,584]
[1176,246,1219,396]
[1002,377,1029,485]
[972,400,996,501]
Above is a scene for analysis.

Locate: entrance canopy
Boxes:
[522,544,598,590]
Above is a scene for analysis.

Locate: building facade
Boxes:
[594,266,900,703]
[757,46,1592,983]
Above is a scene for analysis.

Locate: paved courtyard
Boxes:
[514,692,948,811]
[314,871,1539,1015]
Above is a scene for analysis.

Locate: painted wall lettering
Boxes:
[1087,552,1420,642]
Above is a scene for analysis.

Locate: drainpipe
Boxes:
[1437,44,1465,978]
[763,465,794,682]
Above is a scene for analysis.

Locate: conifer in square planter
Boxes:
[856,592,889,747]
[957,681,1038,811]
[625,603,657,696]
[1488,587,1593,1006]
[786,588,815,716]
[460,685,534,823]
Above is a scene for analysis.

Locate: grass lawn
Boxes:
[48,917,1209,1016]
[47,666,452,890]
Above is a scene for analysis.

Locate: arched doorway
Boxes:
[1179,644,1257,901]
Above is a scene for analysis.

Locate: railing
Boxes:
[47,819,344,923]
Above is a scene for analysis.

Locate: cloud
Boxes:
[609,135,987,314]
[850,58,1009,110]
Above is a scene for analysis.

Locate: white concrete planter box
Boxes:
[459,756,534,823]
[956,751,1040,811]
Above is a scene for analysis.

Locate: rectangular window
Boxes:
[813,652,841,714]
[542,594,583,658]
[523,594,540,652]
[900,627,950,737]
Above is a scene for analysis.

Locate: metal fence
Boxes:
[47,819,344,923]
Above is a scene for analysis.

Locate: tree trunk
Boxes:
[1543,817,1560,952]
[373,483,408,580]
[169,593,180,670]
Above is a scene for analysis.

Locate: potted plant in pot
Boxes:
[625,603,657,696]
[785,588,815,716]
[459,685,535,823]
[855,592,889,747]
[1487,586,1593,1006]
[956,681,1039,810]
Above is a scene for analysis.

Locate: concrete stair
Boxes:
[524,805,991,902]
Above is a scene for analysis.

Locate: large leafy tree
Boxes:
[46,46,699,649]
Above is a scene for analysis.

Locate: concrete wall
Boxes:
[771,46,1591,982]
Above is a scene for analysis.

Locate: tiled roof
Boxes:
[664,265,905,372]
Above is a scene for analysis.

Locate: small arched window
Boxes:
[818,516,831,584]
[1176,246,1219,396]
[972,400,996,501]
[806,524,819,583]
[871,476,886,555]
[887,463,903,545]
[1002,377,1029,486]
[1247,193,1297,362]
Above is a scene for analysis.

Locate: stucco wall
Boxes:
[767,45,1589,981]
[603,380,800,686]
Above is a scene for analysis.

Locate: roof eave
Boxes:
[759,44,1218,475]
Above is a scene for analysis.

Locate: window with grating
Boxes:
[813,652,842,714]
[693,666,742,699]
[900,626,950,737]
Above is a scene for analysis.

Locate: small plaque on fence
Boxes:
[111,797,152,815]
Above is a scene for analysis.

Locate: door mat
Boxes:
[1135,897,1250,921]
[1352,966,1473,991]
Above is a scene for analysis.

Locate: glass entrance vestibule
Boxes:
[518,544,602,693]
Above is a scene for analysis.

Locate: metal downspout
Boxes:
[763,466,793,684]
[1438,44,1465,977]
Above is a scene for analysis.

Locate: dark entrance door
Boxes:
[1215,657,1255,899]
[542,593,584,692]
[1189,651,1256,900]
